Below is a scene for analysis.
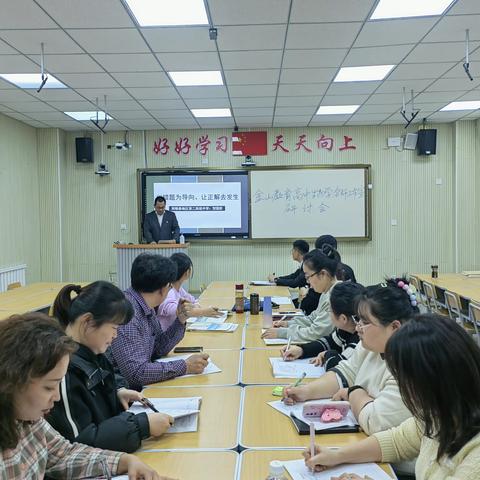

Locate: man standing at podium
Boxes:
[143,195,180,243]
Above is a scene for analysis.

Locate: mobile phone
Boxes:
[173,346,203,353]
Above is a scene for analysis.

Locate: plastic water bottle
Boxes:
[265,460,287,480]
[179,233,185,244]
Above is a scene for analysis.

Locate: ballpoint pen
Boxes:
[140,397,159,413]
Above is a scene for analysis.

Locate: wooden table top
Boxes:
[135,451,238,480]
[148,349,241,387]
[240,386,367,449]
[140,386,242,450]
[238,449,394,480]
[413,273,480,303]
[178,324,244,350]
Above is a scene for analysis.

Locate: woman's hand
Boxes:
[118,453,177,479]
[261,328,278,339]
[282,385,309,405]
[310,351,326,366]
[332,387,349,401]
[117,388,143,410]
[268,274,276,282]
[303,445,342,472]
[273,320,288,327]
[147,412,174,437]
[280,345,303,361]
[331,474,367,480]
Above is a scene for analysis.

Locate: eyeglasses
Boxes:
[304,271,319,281]
[352,315,373,331]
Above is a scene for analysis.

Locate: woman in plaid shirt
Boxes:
[0,313,174,480]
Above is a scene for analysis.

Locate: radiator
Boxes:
[0,264,26,292]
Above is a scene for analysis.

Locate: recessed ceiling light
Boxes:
[125,0,208,26]
[316,105,360,115]
[334,65,395,82]
[191,108,231,118]
[169,71,223,87]
[440,101,480,111]
[370,0,454,19]
[64,111,112,121]
[0,73,66,89]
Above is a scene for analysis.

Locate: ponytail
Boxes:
[53,284,83,328]
[303,247,341,278]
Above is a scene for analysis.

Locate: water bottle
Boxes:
[179,233,185,244]
[265,460,287,480]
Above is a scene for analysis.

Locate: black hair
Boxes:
[330,282,365,318]
[154,195,166,205]
[53,281,133,329]
[356,277,419,326]
[385,313,480,461]
[303,247,341,278]
[170,252,194,282]
[292,239,309,255]
[130,253,177,293]
[315,234,337,250]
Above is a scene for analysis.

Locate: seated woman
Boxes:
[303,313,480,480]
[157,252,221,330]
[262,247,341,342]
[0,313,170,480]
[280,282,364,370]
[283,278,418,435]
[47,281,173,453]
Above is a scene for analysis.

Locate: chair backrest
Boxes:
[468,301,480,346]
[7,281,21,290]
[444,290,462,322]
[422,281,437,311]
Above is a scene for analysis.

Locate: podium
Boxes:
[113,243,190,291]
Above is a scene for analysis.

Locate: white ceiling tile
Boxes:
[230,97,275,108]
[308,119,348,126]
[177,85,228,98]
[457,90,480,100]
[283,49,347,68]
[327,81,381,95]
[209,0,290,25]
[356,104,398,114]
[35,89,86,101]
[447,0,480,15]
[26,120,52,128]
[278,83,328,96]
[56,73,119,88]
[123,120,164,130]
[0,29,83,54]
[364,93,404,104]
[113,72,170,88]
[221,50,282,70]
[110,111,154,120]
[235,117,272,127]
[159,119,199,129]
[280,68,336,84]
[217,25,287,51]
[184,98,230,108]
[276,96,321,106]
[275,106,316,116]
[310,114,353,122]
[343,45,415,66]
[0,0,57,28]
[228,84,277,97]
[44,120,94,129]
[287,23,362,49]
[0,104,13,112]
[416,91,464,103]
[424,15,480,42]
[290,0,375,22]
[0,39,16,54]
[155,52,220,71]
[322,94,370,104]
[104,100,142,110]
[125,87,180,100]
[27,111,75,121]
[375,79,432,94]
[36,0,134,28]
[0,78,18,89]
[197,117,235,128]
[347,120,382,125]
[2,111,35,122]
[0,55,40,73]
[0,89,39,101]
[428,77,480,91]
[67,29,149,54]
[102,120,128,130]
[350,113,390,121]
[47,100,97,110]
[274,116,311,126]
[224,69,279,85]
[93,53,161,72]
[150,109,194,119]
[354,18,438,47]
[442,61,480,79]
[76,88,132,100]
[427,111,469,121]
[139,99,186,109]
[27,53,104,73]
[233,107,274,116]
[142,27,215,53]
[2,101,56,112]
[388,62,456,80]
[405,42,479,63]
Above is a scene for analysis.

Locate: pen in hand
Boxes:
[293,371,306,387]
[140,397,159,413]
[309,422,315,472]
[283,336,291,360]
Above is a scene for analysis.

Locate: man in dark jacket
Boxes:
[143,195,180,243]
[268,239,309,288]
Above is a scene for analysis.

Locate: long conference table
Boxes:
[0,280,395,479]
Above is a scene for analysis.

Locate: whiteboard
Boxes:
[250,166,370,239]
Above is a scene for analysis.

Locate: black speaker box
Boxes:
[417,129,437,156]
[75,137,93,163]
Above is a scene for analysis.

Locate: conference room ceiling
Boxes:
[0,0,479,131]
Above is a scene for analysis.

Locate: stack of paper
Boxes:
[187,322,238,332]
[187,312,228,324]
[269,357,325,378]
[268,399,358,432]
[128,397,201,433]
[155,354,222,377]
[282,459,393,480]
[250,280,276,286]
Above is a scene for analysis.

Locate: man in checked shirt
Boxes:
[109,253,209,390]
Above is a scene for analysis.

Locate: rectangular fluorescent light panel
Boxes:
[316,105,359,115]
[125,0,208,26]
[191,108,231,118]
[334,65,395,82]
[0,73,66,89]
[371,0,454,19]
[440,101,480,111]
[169,71,223,86]
[64,111,112,121]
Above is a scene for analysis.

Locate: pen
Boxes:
[284,336,291,359]
[309,422,315,472]
[293,371,306,387]
[140,397,159,413]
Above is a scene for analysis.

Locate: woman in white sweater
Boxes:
[262,246,342,342]
[283,277,419,435]
[303,313,480,480]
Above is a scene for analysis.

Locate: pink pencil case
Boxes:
[302,401,350,422]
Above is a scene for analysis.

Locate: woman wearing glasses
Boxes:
[262,247,342,342]
[283,278,418,436]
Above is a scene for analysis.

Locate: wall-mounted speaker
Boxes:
[417,129,437,156]
[404,133,418,150]
[75,137,93,163]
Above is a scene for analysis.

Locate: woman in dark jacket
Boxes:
[46,281,172,453]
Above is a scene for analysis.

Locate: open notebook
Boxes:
[155,354,221,377]
[269,357,325,378]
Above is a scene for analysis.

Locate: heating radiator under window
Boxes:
[0,264,26,292]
